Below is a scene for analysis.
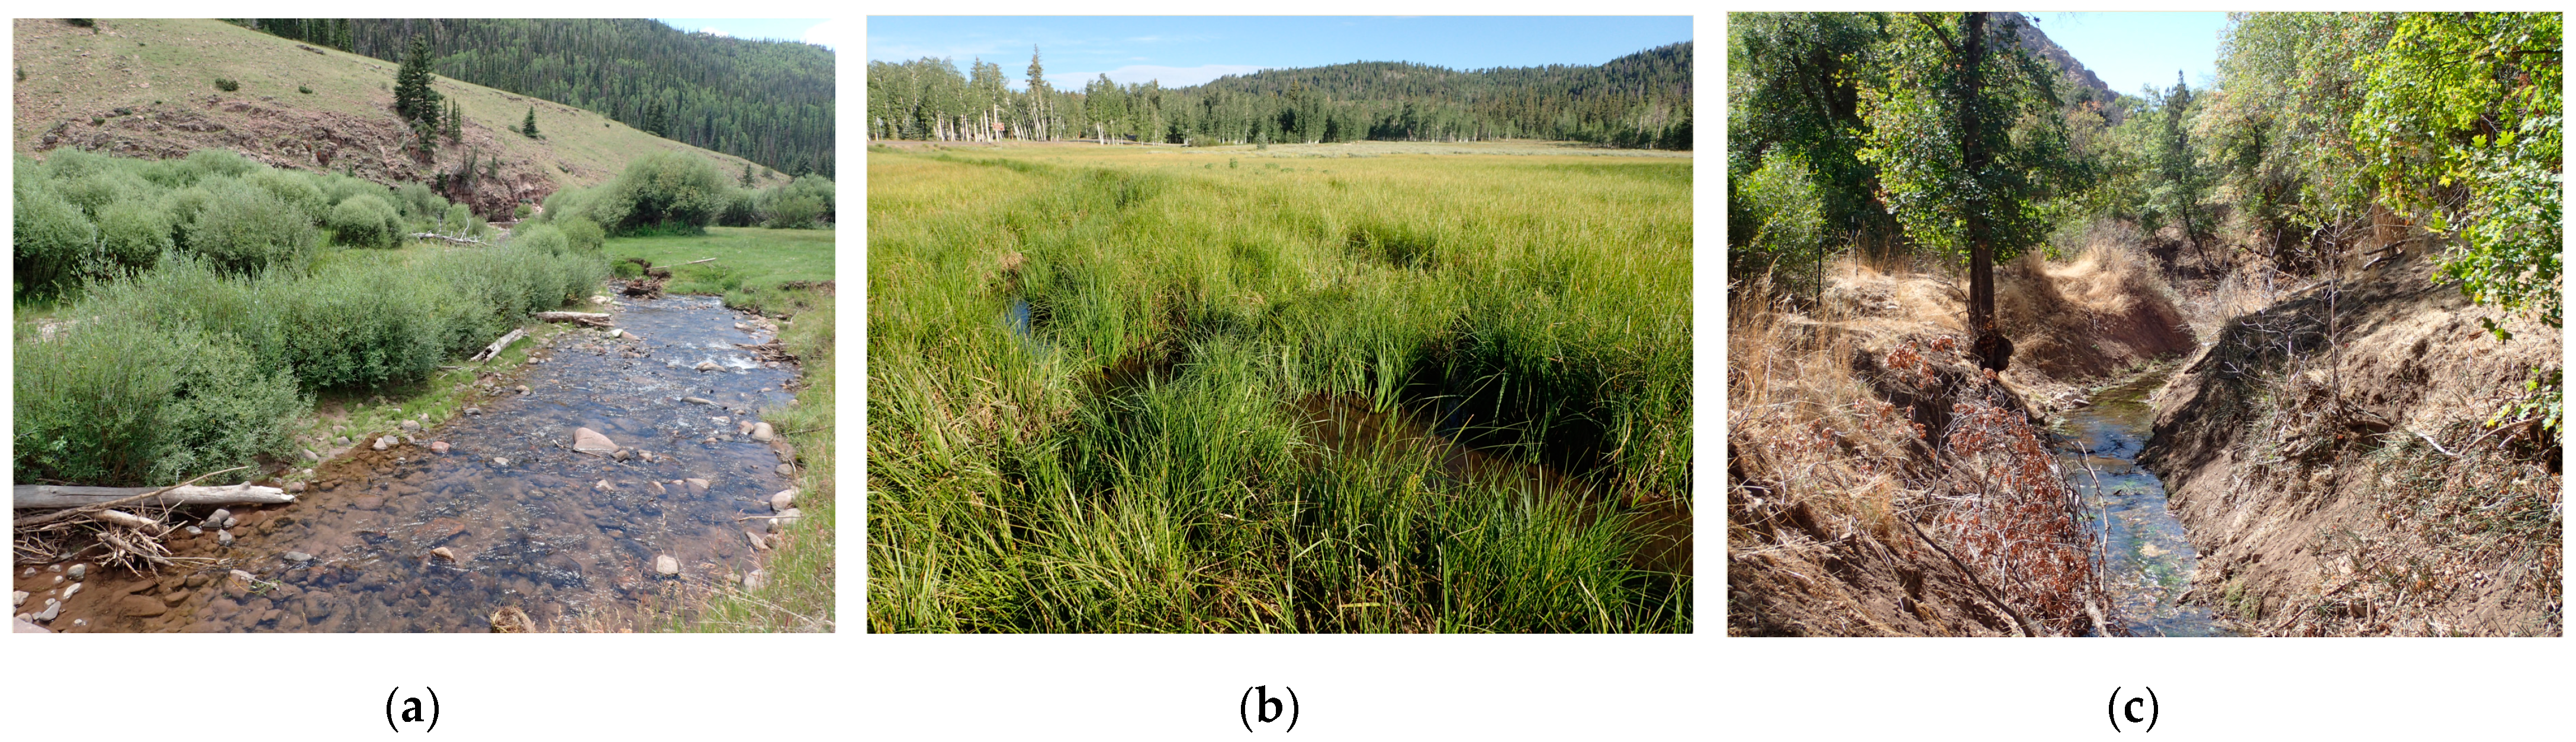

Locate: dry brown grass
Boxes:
[1729,272,2114,636]
[1996,235,2196,380]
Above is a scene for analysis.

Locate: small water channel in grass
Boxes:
[2056,368,2226,637]
[1006,295,1687,576]
[83,295,800,633]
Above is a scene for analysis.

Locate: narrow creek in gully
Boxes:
[2055,369,2226,637]
[84,295,800,632]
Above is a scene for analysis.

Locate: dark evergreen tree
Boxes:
[342,20,831,178]
[522,106,539,138]
[869,41,1693,150]
[394,36,437,126]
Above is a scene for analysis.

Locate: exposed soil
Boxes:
[2140,248,2562,636]
[1729,243,2192,635]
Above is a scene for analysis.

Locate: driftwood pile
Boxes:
[409,231,490,246]
[617,258,716,298]
[12,467,290,570]
[535,311,613,328]
[736,341,798,364]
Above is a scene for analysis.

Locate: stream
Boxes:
[76,295,800,632]
[2056,369,2226,637]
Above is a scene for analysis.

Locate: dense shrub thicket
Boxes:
[9,149,512,299]
[13,149,610,486]
[544,153,834,234]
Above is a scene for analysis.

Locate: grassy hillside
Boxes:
[12,18,788,216]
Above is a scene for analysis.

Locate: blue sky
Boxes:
[2024,12,2229,95]
[867,16,1694,89]
[654,18,848,50]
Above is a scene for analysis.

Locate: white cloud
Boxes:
[803,18,850,50]
[700,27,730,37]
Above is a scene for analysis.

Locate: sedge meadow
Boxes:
[868,141,1693,633]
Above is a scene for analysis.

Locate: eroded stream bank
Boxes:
[2054,367,2224,637]
[43,295,802,632]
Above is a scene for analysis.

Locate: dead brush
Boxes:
[1883,338,2116,635]
[12,464,249,572]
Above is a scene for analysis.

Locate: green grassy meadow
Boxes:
[867,143,1692,633]
[604,226,833,311]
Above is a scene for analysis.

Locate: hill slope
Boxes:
[332,18,833,178]
[12,18,787,218]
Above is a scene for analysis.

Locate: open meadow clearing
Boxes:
[869,141,1691,633]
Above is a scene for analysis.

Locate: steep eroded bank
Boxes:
[2141,251,2562,635]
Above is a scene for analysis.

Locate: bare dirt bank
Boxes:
[2141,250,2562,636]
[1729,241,2194,635]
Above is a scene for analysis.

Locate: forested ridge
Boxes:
[868,41,1691,149]
[230,18,833,178]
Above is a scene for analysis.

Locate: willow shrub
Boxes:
[12,184,95,298]
[584,151,728,235]
[186,182,316,275]
[14,319,303,486]
[327,194,403,249]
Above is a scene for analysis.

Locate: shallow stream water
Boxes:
[2056,369,2226,637]
[90,295,799,632]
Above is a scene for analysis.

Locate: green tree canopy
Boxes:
[2352,12,2562,333]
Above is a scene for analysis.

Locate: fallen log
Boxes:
[534,312,613,327]
[94,509,162,530]
[680,257,718,265]
[468,327,528,363]
[409,232,490,246]
[16,484,295,509]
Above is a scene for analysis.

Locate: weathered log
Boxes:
[680,257,718,265]
[93,509,162,530]
[534,312,613,327]
[468,327,528,363]
[16,484,294,509]
[409,232,490,246]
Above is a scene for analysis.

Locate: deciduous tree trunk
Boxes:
[1960,12,2010,373]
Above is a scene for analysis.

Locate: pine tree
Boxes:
[1025,46,1051,141]
[521,106,539,138]
[741,162,757,187]
[446,100,462,142]
[394,36,436,125]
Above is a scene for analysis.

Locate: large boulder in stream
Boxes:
[572,427,619,454]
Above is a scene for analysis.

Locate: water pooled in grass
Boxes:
[153,296,799,632]
[1294,393,1690,576]
[2057,369,2227,637]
